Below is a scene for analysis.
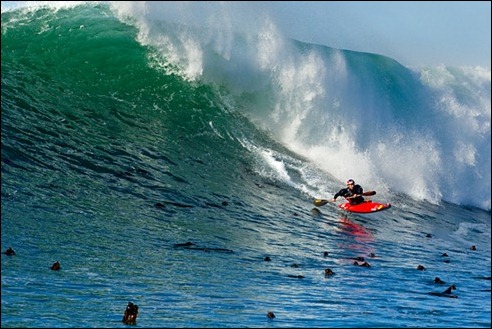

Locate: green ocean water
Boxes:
[2,3,490,328]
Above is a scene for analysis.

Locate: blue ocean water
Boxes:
[2,2,490,328]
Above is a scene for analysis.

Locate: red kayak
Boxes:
[339,200,391,213]
[313,191,390,214]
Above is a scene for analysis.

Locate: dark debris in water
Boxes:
[428,285,458,298]
[173,241,233,253]
[3,247,16,256]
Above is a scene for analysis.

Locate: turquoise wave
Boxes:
[1,4,490,328]
[2,3,490,210]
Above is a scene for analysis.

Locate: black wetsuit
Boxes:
[333,184,364,204]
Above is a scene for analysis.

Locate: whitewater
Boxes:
[2,2,490,328]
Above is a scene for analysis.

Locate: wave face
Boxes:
[2,3,491,328]
[108,1,491,210]
[3,2,490,210]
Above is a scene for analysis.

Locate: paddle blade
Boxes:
[313,199,330,207]
[363,190,376,196]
